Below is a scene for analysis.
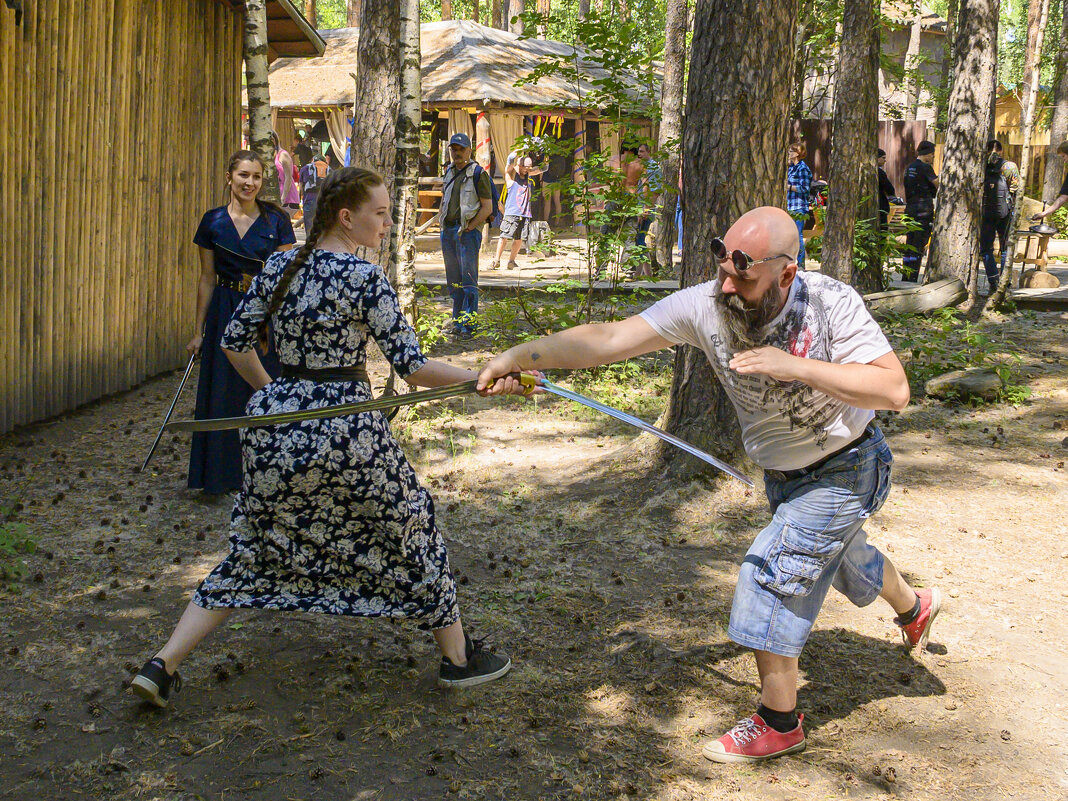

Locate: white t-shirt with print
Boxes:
[640,271,893,470]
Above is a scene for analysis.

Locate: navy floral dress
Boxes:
[192,249,459,629]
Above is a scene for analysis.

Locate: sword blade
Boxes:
[539,379,753,487]
[140,353,198,471]
[165,379,480,433]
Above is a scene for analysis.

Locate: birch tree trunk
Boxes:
[660,0,799,476]
[243,0,280,204]
[304,0,317,28]
[925,0,999,301]
[822,0,882,293]
[992,0,1050,306]
[394,0,420,320]
[903,12,923,118]
[347,0,361,26]
[1042,0,1068,202]
[655,0,687,274]
[509,0,524,34]
[351,0,401,267]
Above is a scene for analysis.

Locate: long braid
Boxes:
[256,167,384,350]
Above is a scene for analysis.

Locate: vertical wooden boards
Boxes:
[0,0,249,432]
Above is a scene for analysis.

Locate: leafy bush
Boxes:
[0,506,36,585]
[881,307,1030,405]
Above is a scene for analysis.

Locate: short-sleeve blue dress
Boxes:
[191,249,458,628]
[189,206,295,493]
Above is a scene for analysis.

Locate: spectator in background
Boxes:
[877,149,897,232]
[271,131,301,221]
[542,148,568,224]
[294,134,315,171]
[901,140,938,282]
[439,133,494,339]
[786,142,812,270]
[298,148,330,233]
[980,139,1015,293]
[491,156,543,271]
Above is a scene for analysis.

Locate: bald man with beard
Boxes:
[478,207,941,765]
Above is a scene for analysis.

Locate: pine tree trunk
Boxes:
[304,0,317,28]
[903,13,923,118]
[660,0,799,477]
[492,0,504,28]
[932,0,959,132]
[509,0,524,33]
[351,0,401,268]
[442,0,453,21]
[472,0,481,22]
[394,0,421,322]
[347,0,361,26]
[536,0,550,37]
[655,0,687,274]
[822,0,882,293]
[579,0,591,19]
[992,0,1049,306]
[243,0,279,205]
[926,0,999,301]
[1042,0,1068,202]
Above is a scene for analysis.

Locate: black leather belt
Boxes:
[280,365,370,384]
[765,423,878,482]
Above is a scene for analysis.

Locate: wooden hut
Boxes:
[0,0,324,434]
[266,20,661,172]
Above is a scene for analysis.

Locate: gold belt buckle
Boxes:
[240,273,253,293]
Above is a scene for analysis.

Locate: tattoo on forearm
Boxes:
[530,351,541,363]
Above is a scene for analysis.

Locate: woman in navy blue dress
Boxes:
[188,150,296,494]
[133,168,514,709]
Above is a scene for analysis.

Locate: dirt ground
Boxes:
[1,307,1066,801]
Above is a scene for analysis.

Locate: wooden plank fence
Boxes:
[0,0,242,434]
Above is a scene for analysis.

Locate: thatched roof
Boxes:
[267,19,659,113]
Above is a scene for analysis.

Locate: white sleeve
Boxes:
[830,287,894,365]
[638,284,712,351]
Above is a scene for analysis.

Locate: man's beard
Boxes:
[715,282,784,350]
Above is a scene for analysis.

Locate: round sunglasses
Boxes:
[711,237,794,272]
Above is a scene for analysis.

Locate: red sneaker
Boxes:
[702,713,806,763]
[897,587,942,649]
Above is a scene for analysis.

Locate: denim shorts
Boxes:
[727,427,893,657]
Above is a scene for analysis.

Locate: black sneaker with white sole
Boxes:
[131,657,182,708]
[438,635,511,688]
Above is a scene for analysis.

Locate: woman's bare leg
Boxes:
[154,602,234,672]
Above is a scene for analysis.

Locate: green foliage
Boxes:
[412,285,454,351]
[880,307,1030,405]
[806,204,921,287]
[0,506,35,586]
[996,0,1065,90]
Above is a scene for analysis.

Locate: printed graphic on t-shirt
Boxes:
[640,271,892,470]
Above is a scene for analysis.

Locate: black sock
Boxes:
[895,594,922,625]
[757,703,799,733]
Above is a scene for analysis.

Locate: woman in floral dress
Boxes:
[133,168,514,707]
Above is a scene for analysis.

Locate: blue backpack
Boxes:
[446,162,502,228]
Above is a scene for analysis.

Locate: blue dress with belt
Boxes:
[189,206,296,493]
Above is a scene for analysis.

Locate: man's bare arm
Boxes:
[728,348,910,411]
[477,316,672,391]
